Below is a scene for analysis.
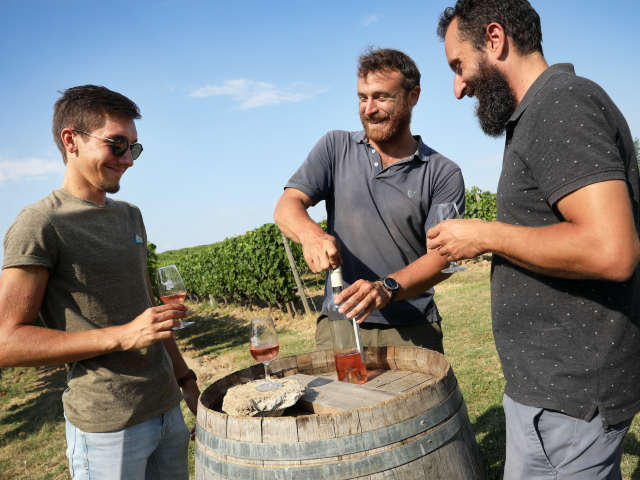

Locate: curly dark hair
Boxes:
[437,0,543,56]
[52,85,141,164]
[357,47,421,92]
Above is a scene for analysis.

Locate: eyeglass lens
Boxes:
[112,141,143,160]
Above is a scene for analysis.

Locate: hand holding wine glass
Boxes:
[250,317,282,392]
[432,203,467,274]
[156,265,194,329]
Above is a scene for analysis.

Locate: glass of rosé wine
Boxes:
[250,317,282,392]
[156,265,194,329]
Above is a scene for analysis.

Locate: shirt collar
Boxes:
[351,130,430,162]
[507,63,576,125]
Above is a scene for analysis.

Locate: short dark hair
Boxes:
[52,85,141,164]
[357,47,421,92]
[437,0,543,56]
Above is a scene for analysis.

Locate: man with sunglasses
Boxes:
[0,85,197,480]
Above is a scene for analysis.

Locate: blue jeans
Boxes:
[65,404,190,480]
[503,394,632,480]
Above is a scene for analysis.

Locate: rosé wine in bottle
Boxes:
[250,344,280,363]
[328,266,367,384]
[160,293,187,304]
[335,350,367,384]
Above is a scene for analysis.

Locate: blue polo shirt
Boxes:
[285,130,465,325]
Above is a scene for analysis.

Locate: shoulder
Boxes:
[423,145,462,177]
[13,191,61,227]
[109,198,142,214]
[320,130,362,147]
[529,72,612,118]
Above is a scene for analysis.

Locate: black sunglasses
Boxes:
[73,129,144,160]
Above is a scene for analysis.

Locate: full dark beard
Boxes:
[360,93,412,143]
[468,58,518,138]
[97,180,120,194]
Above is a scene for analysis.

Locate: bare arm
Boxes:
[274,188,342,272]
[428,180,640,282]
[0,266,188,368]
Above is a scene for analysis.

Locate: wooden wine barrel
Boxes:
[195,346,486,480]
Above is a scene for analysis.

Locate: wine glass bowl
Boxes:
[433,203,467,274]
[250,317,282,392]
[156,265,194,329]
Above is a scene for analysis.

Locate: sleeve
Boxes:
[521,82,626,206]
[3,208,57,270]
[424,155,466,234]
[284,131,335,206]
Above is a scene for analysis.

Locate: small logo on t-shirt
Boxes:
[408,190,415,198]
[134,234,143,244]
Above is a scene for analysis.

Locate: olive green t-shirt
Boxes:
[2,188,183,432]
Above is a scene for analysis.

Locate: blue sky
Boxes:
[1,0,638,254]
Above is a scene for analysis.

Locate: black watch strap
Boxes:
[177,369,197,387]
[379,277,400,302]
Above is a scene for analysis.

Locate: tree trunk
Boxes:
[246,293,253,311]
[285,301,294,319]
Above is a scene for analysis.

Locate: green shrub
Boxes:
[175,223,298,304]
[464,186,497,222]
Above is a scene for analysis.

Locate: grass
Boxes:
[2,263,640,479]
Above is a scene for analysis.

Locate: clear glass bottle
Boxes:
[328,266,367,384]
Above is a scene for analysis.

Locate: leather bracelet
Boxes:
[177,369,197,387]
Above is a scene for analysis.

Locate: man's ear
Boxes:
[485,22,508,61]
[408,85,421,107]
[60,128,79,156]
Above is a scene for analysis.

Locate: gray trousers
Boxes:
[503,394,632,480]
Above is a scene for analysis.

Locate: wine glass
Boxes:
[156,265,194,329]
[249,317,282,392]
[433,202,467,274]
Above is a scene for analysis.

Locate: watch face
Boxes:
[383,277,399,290]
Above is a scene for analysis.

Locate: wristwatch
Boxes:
[177,369,197,387]
[379,277,400,302]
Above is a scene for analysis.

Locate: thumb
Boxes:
[427,226,440,240]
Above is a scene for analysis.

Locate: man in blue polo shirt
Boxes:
[274,47,465,354]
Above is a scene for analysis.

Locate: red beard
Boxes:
[360,93,412,144]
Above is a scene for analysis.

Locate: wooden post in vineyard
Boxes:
[281,234,312,316]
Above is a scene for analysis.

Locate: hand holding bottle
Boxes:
[333,279,393,324]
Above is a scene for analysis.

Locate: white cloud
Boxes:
[362,14,380,26]
[473,154,503,167]
[0,156,65,184]
[189,79,326,110]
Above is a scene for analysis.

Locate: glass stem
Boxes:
[263,362,271,384]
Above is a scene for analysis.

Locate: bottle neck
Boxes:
[332,285,343,296]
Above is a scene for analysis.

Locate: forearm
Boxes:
[163,338,190,379]
[390,253,452,301]
[0,324,120,367]
[482,221,637,281]
[274,195,324,244]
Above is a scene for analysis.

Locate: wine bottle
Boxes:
[328,267,367,384]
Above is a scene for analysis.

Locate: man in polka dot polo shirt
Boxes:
[434,1,640,479]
